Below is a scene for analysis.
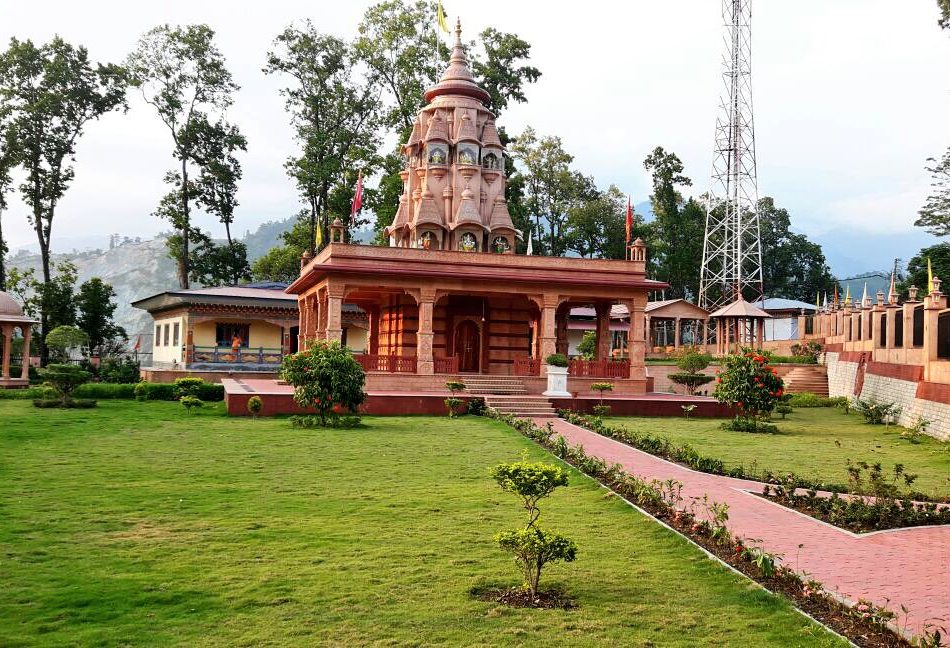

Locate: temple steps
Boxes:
[456,376,528,395]
[484,395,557,418]
[783,366,829,397]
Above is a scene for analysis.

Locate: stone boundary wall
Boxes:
[823,352,950,441]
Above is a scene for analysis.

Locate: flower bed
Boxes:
[487,409,941,647]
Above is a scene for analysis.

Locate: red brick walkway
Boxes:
[533,417,950,638]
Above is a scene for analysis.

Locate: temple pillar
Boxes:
[1,325,10,379]
[756,318,764,349]
[326,287,344,343]
[621,299,645,381]
[368,305,380,355]
[20,325,31,380]
[595,303,611,359]
[416,291,435,375]
[538,295,559,361]
[673,316,682,349]
[555,305,569,356]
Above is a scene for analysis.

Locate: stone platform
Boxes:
[221,377,730,418]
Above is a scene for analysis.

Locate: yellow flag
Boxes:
[927,257,934,294]
[437,1,450,34]
[315,215,323,249]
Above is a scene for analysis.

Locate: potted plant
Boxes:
[542,353,571,398]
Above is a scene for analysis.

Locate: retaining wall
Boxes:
[823,351,950,440]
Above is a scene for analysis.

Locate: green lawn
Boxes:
[609,408,950,498]
[0,400,847,647]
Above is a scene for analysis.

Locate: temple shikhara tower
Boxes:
[285,22,665,404]
[386,22,516,254]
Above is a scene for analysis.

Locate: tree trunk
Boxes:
[179,158,190,289]
[0,208,5,292]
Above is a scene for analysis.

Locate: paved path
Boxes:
[533,417,950,638]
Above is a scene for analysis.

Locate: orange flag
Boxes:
[625,197,633,245]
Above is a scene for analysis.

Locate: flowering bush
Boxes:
[714,350,784,430]
[280,340,366,426]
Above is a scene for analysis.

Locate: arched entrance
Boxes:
[454,320,481,373]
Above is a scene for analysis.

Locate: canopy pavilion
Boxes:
[0,291,34,389]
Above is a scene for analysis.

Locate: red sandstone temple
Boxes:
[284,23,665,398]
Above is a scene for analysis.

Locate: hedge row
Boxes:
[0,381,224,402]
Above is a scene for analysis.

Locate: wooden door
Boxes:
[454,320,481,373]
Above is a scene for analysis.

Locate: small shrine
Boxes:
[0,290,35,389]
[286,22,665,397]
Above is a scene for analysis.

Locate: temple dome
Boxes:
[423,20,491,105]
[0,291,24,317]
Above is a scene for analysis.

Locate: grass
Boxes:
[0,400,848,647]
[609,408,950,498]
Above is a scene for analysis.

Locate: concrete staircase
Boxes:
[458,376,528,395]
[783,365,829,397]
[457,376,557,417]
[483,395,557,418]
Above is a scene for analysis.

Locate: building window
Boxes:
[217,323,250,348]
[458,232,478,252]
[155,325,161,347]
[856,316,862,340]
[173,322,180,347]
[913,306,924,347]
[804,317,814,336]
[879,314,886,347]
[457,144,478,166]
[163,324,170,346]
[894,311,904,347]
[427,142,448,165]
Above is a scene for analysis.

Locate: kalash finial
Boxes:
[455,17,462,45]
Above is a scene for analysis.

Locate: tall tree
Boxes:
[75,277,126,356]
[265,23,381,254]
[469,28,540,115]
[0,118,13,292]
[565,185,628,259]
[0,37,127,362]
[917,148,950,237]
[938,0,950,29]
[643,147,702,299]
[757,197,836,301]
[127,24,239,289]
[511,127,593,256]
[901,243,950,296]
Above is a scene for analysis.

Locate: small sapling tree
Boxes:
[280,340,366,426]
[180,395,203,413]
[668,348,714,396]
[445,380,465,417]
[38,363,91,406]
[490,457,577,598]
[247,395,263,418]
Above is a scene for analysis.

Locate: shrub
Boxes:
[99,357,141,384]
[722,418,779,434]
[74,383,137,399]
[445,380,466,394]
[790,341,823,362]
[131,381,224,402]
[45,325,89,362]
[281,340,366,426]
[37,363,91,405]
[33,398,97,409]
[247,395,263,418]
[467,397,487,416]
[490,458,576,597]
[444,396,464,417]
[174,377,205,398]
[854,398,901,425]
[714,351,784,431]
[0,385,57,400]
[544,353,568,368]
[590,382,613,405]
[592,404,611,417]
[902,416,931,443]
[576,331,597,360]
[180,395,203,412]
[290,414,362,428]
[681,404,697,419]
[668,373,715,395]
[775,404,793,419]
[675,348,712,374]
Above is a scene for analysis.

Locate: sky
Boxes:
[2,0,948,277]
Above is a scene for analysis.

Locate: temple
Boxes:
[284,22,666,399]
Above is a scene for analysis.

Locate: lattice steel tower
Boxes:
[698,0,764,310]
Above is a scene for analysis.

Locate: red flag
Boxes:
[133,335,141,351]
[350,171,363,223]
[625,196,633,244]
